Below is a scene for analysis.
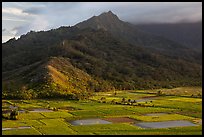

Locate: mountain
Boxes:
[76,11,201,63]
[2,56,103,99]
[135,22,202,52]
[2,11,202,99]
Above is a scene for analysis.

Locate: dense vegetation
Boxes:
[2,11,202,99]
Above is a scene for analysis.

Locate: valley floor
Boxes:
[2,87,202,135]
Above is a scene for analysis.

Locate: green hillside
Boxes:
[2,11,202,100]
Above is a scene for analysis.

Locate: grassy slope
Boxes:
[2,57,105,99]
[2,26,202,99]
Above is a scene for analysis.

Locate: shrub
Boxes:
[25,110,29,113]
[10,110,19,120]
[53,107,58,111]
[197,93,201,98]
[121,98,126,103]
[156,90,162,96]
[111,99,116,104]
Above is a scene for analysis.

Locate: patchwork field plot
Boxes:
[70,119,112,125]
[135,120,198,129]
[2,87,202,135]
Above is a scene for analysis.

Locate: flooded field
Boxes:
[70,119,112,125]
[29,108,53,112]
[135,120,198,129]
[144,113,168,116]
[2,126,31,131]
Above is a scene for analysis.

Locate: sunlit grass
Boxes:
[129,114,195,122]
[2,87,202,135]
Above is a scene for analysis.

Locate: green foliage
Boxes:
[10,110,19,120]
[2,19,202,99]
[121,98,126,103]
[156,90,162,96]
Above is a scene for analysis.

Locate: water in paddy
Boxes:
[9,106,18,109]
[70,119,112,125]
[144,113,168,116]
[2,126,31,131]
[135,120,198,129]
[29,108,53,112]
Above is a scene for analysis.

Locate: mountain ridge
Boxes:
[75,11,201,62]
[2,11,202,99]
[135,21,202,52]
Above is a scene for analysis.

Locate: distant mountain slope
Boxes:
[2,11,202,99]
[135,22,202,52]
[75,11,201,63]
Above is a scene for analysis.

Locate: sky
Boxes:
[2,2,202,43]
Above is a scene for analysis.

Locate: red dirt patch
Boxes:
[102,117,136,123]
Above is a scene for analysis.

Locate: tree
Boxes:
[197,93,201,98]
[100,97,106,103]
[10,110,19,120]
[111,99,116,104]
[156,90,162,96]
[121,98,126,103]
[113,87,117,96]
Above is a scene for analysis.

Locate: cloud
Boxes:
[12,15,49,36]
[2,28,17,43]
[2,17,30,22]
[12,25,30,36]
[2,7,30,16]
[2,2,202,43]
[111,2,202,24]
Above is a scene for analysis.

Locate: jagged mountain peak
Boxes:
[90,11,119,21]
[75,11,123,31]
[98,10,119,19]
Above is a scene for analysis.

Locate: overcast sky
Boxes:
[2,2,202,43]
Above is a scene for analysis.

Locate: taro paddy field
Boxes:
[2,87,202,135]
